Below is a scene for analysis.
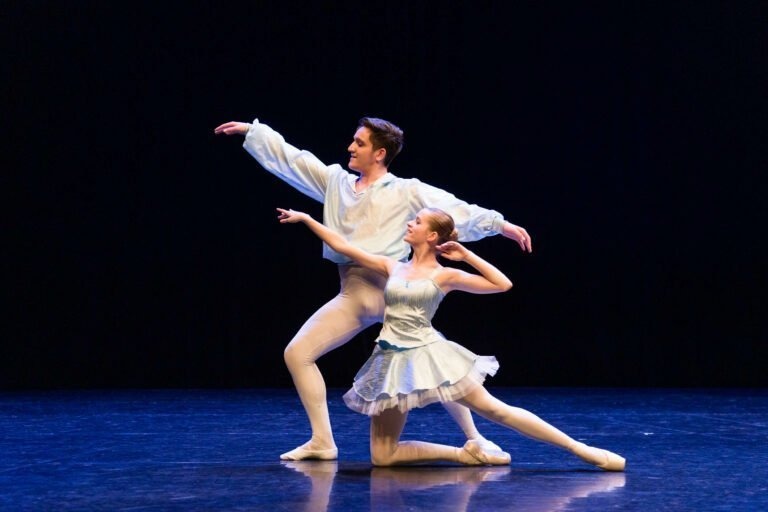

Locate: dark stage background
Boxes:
[3,1,766,390]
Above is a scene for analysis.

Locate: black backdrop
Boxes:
[4,1,766,390]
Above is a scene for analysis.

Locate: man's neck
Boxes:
[355,166,389,190]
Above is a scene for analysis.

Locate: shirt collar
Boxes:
[349,172,397,189]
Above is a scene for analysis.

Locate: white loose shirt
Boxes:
[244,119,506,265]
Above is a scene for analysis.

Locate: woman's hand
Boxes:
[436,241,470,262]
[276,208,307,224]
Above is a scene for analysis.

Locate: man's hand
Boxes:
[503,222,532,253]
[214,121,250,136]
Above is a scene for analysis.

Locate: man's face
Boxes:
[347,127,380,172]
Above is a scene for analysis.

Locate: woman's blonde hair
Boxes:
[424,208,459,245]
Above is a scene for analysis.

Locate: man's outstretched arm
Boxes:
[214,119,331,203]
[411,180,533,253]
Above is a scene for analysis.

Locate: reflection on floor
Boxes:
[0,387,766,511]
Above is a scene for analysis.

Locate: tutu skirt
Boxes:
[342,339,499,416]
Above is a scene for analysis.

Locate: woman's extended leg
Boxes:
[456,387,625,471]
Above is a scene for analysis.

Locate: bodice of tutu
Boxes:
[346,264,500,415]
[375,271,446,349]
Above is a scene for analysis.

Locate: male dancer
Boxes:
[214,116,532,461]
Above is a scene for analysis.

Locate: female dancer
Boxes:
[277,207,625,470]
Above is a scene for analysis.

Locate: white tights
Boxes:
[369,386,580,466]
[282,265,484,452]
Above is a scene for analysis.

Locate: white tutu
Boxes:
[342,339,499,416]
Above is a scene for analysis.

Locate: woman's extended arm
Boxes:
[276,208,391,276]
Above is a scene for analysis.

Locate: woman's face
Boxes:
[404,209,434,245]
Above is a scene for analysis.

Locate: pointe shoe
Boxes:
[463,439,511,465]
[280,444,339,461]
[471,436,504,454]
[570,442,626,471]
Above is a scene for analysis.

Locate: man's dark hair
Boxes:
[358,117,404,167]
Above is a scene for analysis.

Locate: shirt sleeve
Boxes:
[408,179,506,241]
[242,119,333,203]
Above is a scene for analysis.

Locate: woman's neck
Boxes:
[408,246,438,267]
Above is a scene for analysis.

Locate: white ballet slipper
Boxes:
[280,444,338,461]
[470,436,505,457]
[463,439,512,465]
[570,442,626,471]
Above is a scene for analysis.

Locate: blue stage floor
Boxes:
[1,387,766,511]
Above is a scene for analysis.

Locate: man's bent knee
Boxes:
[283,342,315,370]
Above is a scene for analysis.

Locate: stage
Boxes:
[1,387,765,511]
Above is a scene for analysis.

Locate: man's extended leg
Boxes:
[280,266,385,460]
[281,298,368,460]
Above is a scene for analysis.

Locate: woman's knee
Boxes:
[369,435,399,466]
[370,446,395,466]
